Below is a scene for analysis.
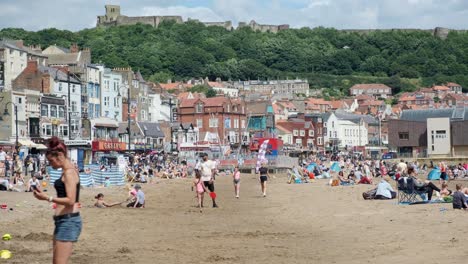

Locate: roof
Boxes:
[179,96,229,108]
[334,110,378,125]
[400,108,468,122]
[355,94,375,101]
[446,82,461,87]
[135,71,145,82]
[159,82,193,90]
[246,100,269,114]
[138,122,165,138]
[47,53,80,65]
[433,85,450,91]
[207,81,224,88]
[307,98,331,105]
[350,83,392,91]
[118,122,144,138]
[38,65,80,83]
[330,100,348,109]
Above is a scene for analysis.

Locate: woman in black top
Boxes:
[33,137,81,264]
[258,162,270,197]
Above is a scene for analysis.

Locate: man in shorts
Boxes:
[200,153,218,208]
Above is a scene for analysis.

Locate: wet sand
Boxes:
[1,175,467,264]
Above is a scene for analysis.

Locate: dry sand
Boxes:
[1,175,468,264]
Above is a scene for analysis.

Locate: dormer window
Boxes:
[196,103,203,113]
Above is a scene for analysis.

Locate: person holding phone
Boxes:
[33,137,81,264]
[27,173,41,192]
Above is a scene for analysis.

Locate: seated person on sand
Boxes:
[374,176,396,200]
[26,173,41,192]
[439,182,452,197]
[127,184,145,208]
[94,193,123,208]
[338,171,353,185]
[452,184,468,210]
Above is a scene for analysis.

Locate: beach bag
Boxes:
[362,188,377,200]
[331,179,340,187]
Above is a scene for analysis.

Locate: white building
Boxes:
[0,40,28,91]
[212,86,239,97]
[41,66,82,138]
[324,112,368,149]
[100,67,122,121]
[427,117,451,157]
[86,65,102,119]
[147,93,173,122]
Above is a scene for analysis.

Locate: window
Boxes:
[71,101,77,112]
[324,122,327,127]
[95,85,100,98]
[234,119,239,129]
[241,120,246,129]
[196,103,203,113]
[332,121,335,128]
[399,132,409,140]
[60,125,68,137]
[58,83,62,92]
[95,104,100,117]
[141,110,146,120]
[317,137,322,145]
[72,85,76,93]
[209,118,218,128]
[295,138,302,145]
[41,105,48,116]
[16,97,22,104]
[293,130,298,136]
[114,98,117,107]
[42,124,52,136]
[334,131,337,138]
[300,130,305,136]
[309,130,314,137]
[58,106,65,118]
[104,97,109,106]
[196,119,203,128]
[105,111,109,117]
[227,104,230,112]
[49,105,57,118]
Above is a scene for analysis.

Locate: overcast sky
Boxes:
[0,0,467,31]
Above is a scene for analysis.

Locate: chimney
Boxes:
[70,43,79,53]
[15,40,24,48]
[27,60,38,71]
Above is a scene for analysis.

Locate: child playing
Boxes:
[193,173,208,212]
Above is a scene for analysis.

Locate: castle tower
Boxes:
[105,5,121,21]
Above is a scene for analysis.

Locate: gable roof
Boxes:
[138,122,165,138]
[433,85,450,91]
[47,53,80,65]
[446,82,461,87]
[179,96,229,108]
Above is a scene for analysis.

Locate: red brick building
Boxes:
[178,96,247,145]
[276,119,315,149]
[12,60,52,93]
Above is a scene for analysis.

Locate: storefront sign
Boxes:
[92,141,126,151]
[65,140,90,146]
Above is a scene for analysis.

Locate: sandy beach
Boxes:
[1,174,468,264]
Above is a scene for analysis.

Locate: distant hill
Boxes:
[1,22,467,94]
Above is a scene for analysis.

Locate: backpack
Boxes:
[362,188,377,200]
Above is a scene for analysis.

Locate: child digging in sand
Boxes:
[193,173,208,212]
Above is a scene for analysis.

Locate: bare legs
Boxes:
[261,181,266,197]
[53,240,73,264]
[234,183,240,198]
[197,192,204,212]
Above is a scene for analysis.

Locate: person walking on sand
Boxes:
[193,173,208,212]
[33,137,81,264]
[258,162,270,197]
[232,166,241,198]
[200,153,218,208]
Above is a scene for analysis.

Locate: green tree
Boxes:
[205,88,217,98]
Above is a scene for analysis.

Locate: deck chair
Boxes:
[287,169,303,184]
[397,177,426,204]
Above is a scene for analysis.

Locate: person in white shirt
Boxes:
[375,176,396,199]
[27,174,41,192]
[0,148,6,162]
[200,153,218,208]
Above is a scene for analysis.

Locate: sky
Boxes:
[0,0,467,31]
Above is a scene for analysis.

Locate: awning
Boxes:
[34,144,48,150]
[95,123,118,128]
[18,139,37,148]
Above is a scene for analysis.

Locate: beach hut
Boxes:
[427,167,441,180]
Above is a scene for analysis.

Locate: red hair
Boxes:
[46,136,68,157]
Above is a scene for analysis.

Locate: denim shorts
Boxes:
[54,214,82,242]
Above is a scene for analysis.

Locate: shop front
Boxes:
[91,140,126,164]
[65,140,91,170]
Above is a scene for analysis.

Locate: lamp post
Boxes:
[126,84,131,152]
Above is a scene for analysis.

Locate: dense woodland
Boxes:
[1,21,468,96]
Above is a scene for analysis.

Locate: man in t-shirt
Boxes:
[200,153,218,208]
[397,159,408,174]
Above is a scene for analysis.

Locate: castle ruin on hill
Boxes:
[96,5,289,33]
[97,5,465,38]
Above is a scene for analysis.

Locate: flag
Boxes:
[256,139,270,173]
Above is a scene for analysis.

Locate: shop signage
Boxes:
[92,141,126,151]
[65,140,90,146]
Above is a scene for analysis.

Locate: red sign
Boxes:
[92,141,126,152]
